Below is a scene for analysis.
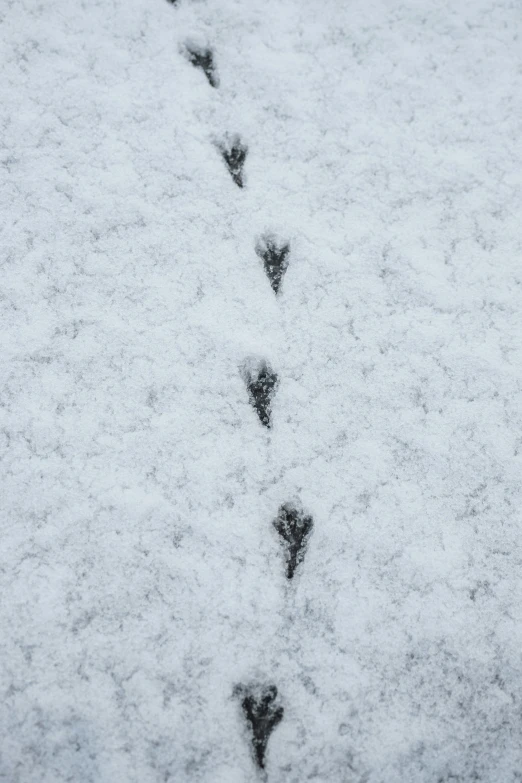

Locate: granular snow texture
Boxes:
[1,0,522,780]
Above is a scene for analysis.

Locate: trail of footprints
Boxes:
[172,13,315,773]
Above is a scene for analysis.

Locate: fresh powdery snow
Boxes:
[1,0,522,780]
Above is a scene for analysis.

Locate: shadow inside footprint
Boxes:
[236,684,284,769]
[256,236,290,295]
[273,503,314,579]
[219,137,248,188]
[184,44,218,87]
[241,361,278,429]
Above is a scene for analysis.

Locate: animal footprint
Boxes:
[236,684,284,770]
[256,235,290,295]
[218,136,248,188]
[241,359,278,429]
[273,503,313,579]
[183,43,218,87]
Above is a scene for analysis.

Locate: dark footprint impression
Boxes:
[256,236,290,295]
[236,684,284,770]
[273,503,314,579]
[241,360,278,429]
[218,136,248,188]
[183,43,218,87]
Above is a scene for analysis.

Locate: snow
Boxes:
[1,0,522,780]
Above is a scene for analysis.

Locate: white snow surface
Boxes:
[1,0,522,780]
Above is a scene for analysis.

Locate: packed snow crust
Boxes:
[1,0,522,780]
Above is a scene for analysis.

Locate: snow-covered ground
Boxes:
[2,0,522,780]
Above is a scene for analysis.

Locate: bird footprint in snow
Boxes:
[235,683,284,770]
[182,43,219,87]
[273,503,313,579]
[256,235,290,295]
[218,136,248,188]
[240,359,278,429]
